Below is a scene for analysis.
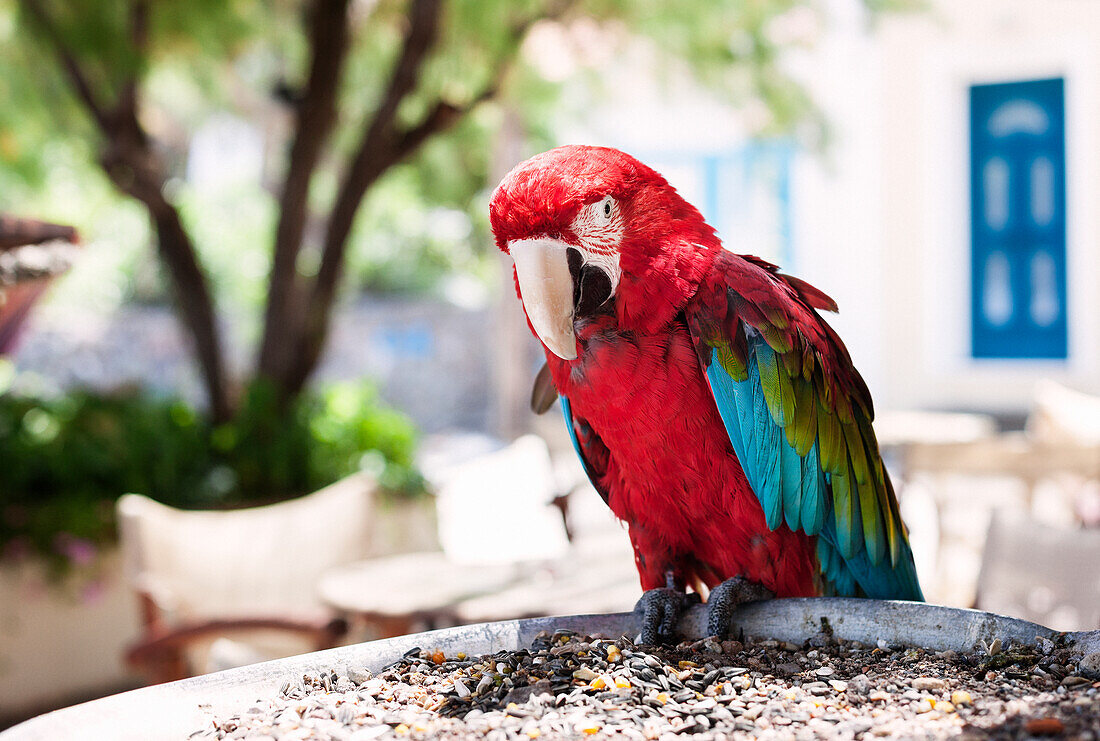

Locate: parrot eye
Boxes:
[597,196,615,222]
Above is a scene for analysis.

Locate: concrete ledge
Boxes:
[5,599,1097,741]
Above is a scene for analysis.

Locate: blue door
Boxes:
[970,78,1067,359]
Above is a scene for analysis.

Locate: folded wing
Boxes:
[684,251,923,600]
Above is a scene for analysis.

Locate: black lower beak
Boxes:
[567,248,614,318]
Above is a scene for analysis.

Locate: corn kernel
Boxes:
[656,692,669,704]
[615,678,632,689]
[395,724,409,735]
[431,650,445,665]
[951,690,972,706]
[527,730,541,739]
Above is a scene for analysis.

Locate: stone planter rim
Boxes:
[4,598,1098,741]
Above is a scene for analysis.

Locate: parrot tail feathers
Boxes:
[816,521,924,602]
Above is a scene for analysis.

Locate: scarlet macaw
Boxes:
[490,146,922,643]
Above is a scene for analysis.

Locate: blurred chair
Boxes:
[117,473,375,684]
[316,435,577,636]
[893,381,1100,511]
[974,509,1100,631]
[1028,379,1100,446]
[434,434,571,565]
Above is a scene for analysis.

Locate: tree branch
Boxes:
[23,0,233,421]
[362,0,444,157]
[281,0,575,394]
[19,0,111,131]
[116,0,148,118]
[388,0,567,161]
[0,216,79,251]
[392,68,504,160]
[276,0,443,393]
[130,0,148,52]
[256,0,352,383]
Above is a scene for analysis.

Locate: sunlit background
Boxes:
[2,0,1099,726]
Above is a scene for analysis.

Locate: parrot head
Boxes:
[490,145,719,360]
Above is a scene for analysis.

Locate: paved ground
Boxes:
[11,298,494,432]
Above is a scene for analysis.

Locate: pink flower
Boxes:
[53,533,98,566]
[80,578,106,605]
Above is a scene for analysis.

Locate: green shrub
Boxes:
[0,381,424,574]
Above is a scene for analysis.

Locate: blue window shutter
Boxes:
[970,78,1067,359]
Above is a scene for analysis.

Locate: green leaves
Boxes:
[0,381,425,573]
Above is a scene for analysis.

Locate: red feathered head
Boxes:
[489,145,719,359]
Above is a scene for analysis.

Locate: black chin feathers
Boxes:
[568,248,614,318]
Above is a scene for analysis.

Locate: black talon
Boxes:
[634,588,700,645]
[705,576,774,638]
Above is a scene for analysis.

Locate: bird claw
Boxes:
[634,588,701,645]
[705,577,773,638]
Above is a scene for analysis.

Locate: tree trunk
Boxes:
[277,0,446,397]
[282,150,392,397]
[256,0,351,394]
[100,113,233,423]
[21,0,233,422]
[149,206,233,423]
[489,109,536,440]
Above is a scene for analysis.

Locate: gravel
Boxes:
[191,626,1100,740]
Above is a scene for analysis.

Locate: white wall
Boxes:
[0,554,142,721]
[788,0,887,402]
[796,0,1100,414]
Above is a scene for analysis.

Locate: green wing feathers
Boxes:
[687,252,920,599]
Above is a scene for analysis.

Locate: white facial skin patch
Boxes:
[570,195,623,296]
[507,195,626,361]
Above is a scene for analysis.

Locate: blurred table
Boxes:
[874,410,998,449]
[317,552,527,637]
[877,408,1100,500]
[874,409,1000,485]
[453,536,640,623]
[318,536,641,638]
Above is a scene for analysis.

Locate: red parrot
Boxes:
[490,145,922,642]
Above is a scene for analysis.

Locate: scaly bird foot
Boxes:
[705,577,774,639]
[634,588,701,645]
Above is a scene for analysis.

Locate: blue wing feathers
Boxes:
[780,427,803,532]
[560,396,583,462]
[819,520,923,600]
[701,339,923,602]
[704,360,751,477]
[751,372,784,531]
[800,443,825,535]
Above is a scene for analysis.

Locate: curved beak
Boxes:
[509,237,577,360]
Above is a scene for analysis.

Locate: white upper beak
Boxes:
[509,237,577,360]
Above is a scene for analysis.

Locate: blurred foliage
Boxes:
[0,0,902,312]
[0,380,423,574]
[0,0,912,573]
